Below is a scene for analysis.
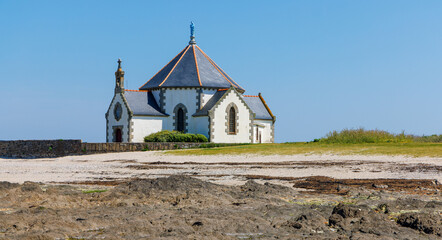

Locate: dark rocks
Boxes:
[191,221,203,227]
[331,203,366,218]
[0,177,440,239]
[0,181,19,190]
[397,213,441,236]
[284,211,328,232]
[125,175,217,194]
[20,182,42,192]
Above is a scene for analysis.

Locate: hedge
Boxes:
[144,130,208,143]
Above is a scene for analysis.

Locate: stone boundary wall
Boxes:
[0,140,204,158]
[0,140,82,158]
[80,142,203,154]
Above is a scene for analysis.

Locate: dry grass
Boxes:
[164,142,442,157]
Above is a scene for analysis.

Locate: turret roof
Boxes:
[139,44,244,92]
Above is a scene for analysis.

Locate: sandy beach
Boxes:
[1,151,440,185]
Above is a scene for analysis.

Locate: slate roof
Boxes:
[243,96,273,120]
[193,90,274,121]
[139,44,244,91]
[124,90,166,116]
[193,90,227,117]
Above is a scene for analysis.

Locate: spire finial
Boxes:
[117,58,122,69]
[189,21,196,45]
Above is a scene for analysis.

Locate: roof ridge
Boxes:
[210,58,244,90]
[126,89,149,92]
[139,46,188,90]
[243,95,258,97]
[196,46,238,89]
[196,45,244,90]
[159,45,190,87]
[258,93,275,119]
[193,46,202,86]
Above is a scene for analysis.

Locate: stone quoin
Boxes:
[105,23,275,143]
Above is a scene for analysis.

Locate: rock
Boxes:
[397,213,441,236]
[0,181,19,190]
[284,211,328,232]
[125,175,215,194]
[328,214,344,226]
[332,203,365,218]
[20,182,42,192]
[192,221,203,227]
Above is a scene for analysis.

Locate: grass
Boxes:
[165,129,442,157]
[320,128,413,144]
[82,189,108,194]
[164,142,442,157]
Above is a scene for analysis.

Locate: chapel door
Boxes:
[115,128,122,142]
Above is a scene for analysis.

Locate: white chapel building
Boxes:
[105,27,275,143]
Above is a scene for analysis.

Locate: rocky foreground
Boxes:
[0,176,440,239]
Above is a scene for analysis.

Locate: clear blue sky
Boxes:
[1,1,441,142]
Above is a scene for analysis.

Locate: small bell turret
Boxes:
[115,58,125,93]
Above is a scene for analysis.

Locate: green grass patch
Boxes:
[320,128,442,143]
[82,189,107,194]
[320,128,413,144]
[164,142,442,157]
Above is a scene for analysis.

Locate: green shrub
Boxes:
[413,134,442,143]
[144,130,208,143]
[319,128,414,144]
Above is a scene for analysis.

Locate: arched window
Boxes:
[177,108,185,132]
[174,104,187,133]
[229,107,236,134]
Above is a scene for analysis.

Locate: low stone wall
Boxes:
[81,142,203,154]
[0,140,82,158]
[0,140,204,158]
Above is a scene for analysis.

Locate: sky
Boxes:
[1,0,441,143]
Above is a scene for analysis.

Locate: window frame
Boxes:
[228,106,236,135]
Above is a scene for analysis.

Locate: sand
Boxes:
[1,151,440,185]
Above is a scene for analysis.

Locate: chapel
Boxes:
[105,24,275,143]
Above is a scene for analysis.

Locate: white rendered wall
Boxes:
[190,116,209,138]
[162,89,199,132]
[131,116,164,142]
[253,120,273,143]
[210,91,252,143]
[106,93,131,142]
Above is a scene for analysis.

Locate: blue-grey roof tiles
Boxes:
[193,91,273,120]
[139,45,244,91]
[124,91,166,116]
[243,96,273,120]
[193,90,227,117]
